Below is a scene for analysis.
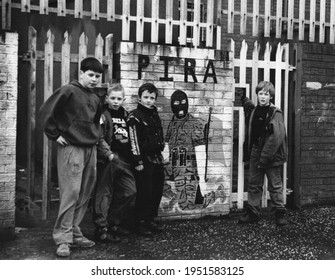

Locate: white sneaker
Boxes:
[72,236,95,248]
[56,243,70,257]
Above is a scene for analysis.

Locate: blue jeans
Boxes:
[247,146,286,216]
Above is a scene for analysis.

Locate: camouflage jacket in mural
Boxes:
[165,113,205,150]
[127,102,164,166]
[242,97,288,168]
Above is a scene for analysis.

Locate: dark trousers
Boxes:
[93,160,136,228]
[247,146,286,216]
[134,160,164,222]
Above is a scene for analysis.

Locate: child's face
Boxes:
[105,90,125,111]
[79,70,102,89]
[139,90,156,108]
[257,88,271,107]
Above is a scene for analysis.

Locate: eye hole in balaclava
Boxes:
[171,90,189,119]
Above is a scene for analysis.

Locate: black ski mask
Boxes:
[171,90,189,119]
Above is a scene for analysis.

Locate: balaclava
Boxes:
[171,90,188,119]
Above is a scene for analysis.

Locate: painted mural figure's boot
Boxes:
[275,210,288,226]
[238,209,260,224]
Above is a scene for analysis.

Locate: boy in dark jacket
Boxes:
[239,81,288,226]
[93,83,136,243]
[127,83,165,236]
[39,57,104,257]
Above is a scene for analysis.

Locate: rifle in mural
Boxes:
[204,106,213,182]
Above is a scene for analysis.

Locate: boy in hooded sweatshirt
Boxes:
[238,81,288,226]
[93,83,136,243]
[39,57,104,257]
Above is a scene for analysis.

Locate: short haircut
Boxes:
[80,57,104,73]
[108,83,125,96]
[138,82,159,98]
[256,81,275,97]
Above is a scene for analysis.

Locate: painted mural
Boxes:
[160,90,227,214]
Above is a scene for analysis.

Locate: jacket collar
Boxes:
[137,102,158,115]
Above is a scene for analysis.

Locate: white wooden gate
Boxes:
[230,39,294,209]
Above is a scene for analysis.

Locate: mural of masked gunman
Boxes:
[164,90,210,210]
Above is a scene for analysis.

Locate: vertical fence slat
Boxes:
[261,41,273,208]
[299,0,305,40]
[122,0,130,41]
[206,0,214,47]
[264,42,271,81]
[261,176,268,207]
[264,0,271,37]
[193,0,201,48]
[74,0,83,18]
[78,32,88,80]
[319,0,326,43]
[228,0,234,33]
[91,0,99,20]
[179,0,187,45]
[283,43,289,204]
[251,41,259,104]
[61,31,71,86]
[2,0,12,30]
[275,43,282,106]
[239,40,247,85]
[105,34,114,84]
[136,0,144,42]
[309,0,316,42]
[240,0,247,35]
[40,0,48,14]
[95,33,104,66]
[151,0,159,43]
[107,0,115,21]
[95,33,104,87]
[216,0,222,50]
[229,39,235,68]
[57,0,66,16]
[21,0,30,12]
[252,0,259,36]
[276,0,282,38]
[42,29,54,220]
[331,0,335,44]
[165,1,173,44]
[228,38,235,208]
[237,107,245,209]
[27,26,37,200]
[287,0,294,40]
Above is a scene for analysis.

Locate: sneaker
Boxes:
[275,211,288,226]
[238,211,260,224]
[56,243,70,257]
[94,227,121,243]
[72,236,96,247]
[110,225,131,236]
[146,221,163,233]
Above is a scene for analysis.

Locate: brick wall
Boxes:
[115,42,234,219]
[0,32,18,240]
[299,43,335,205]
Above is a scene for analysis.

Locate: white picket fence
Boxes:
[230,39,293,209]
[2,0,335,46]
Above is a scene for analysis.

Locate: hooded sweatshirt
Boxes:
[39,80,102,146]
